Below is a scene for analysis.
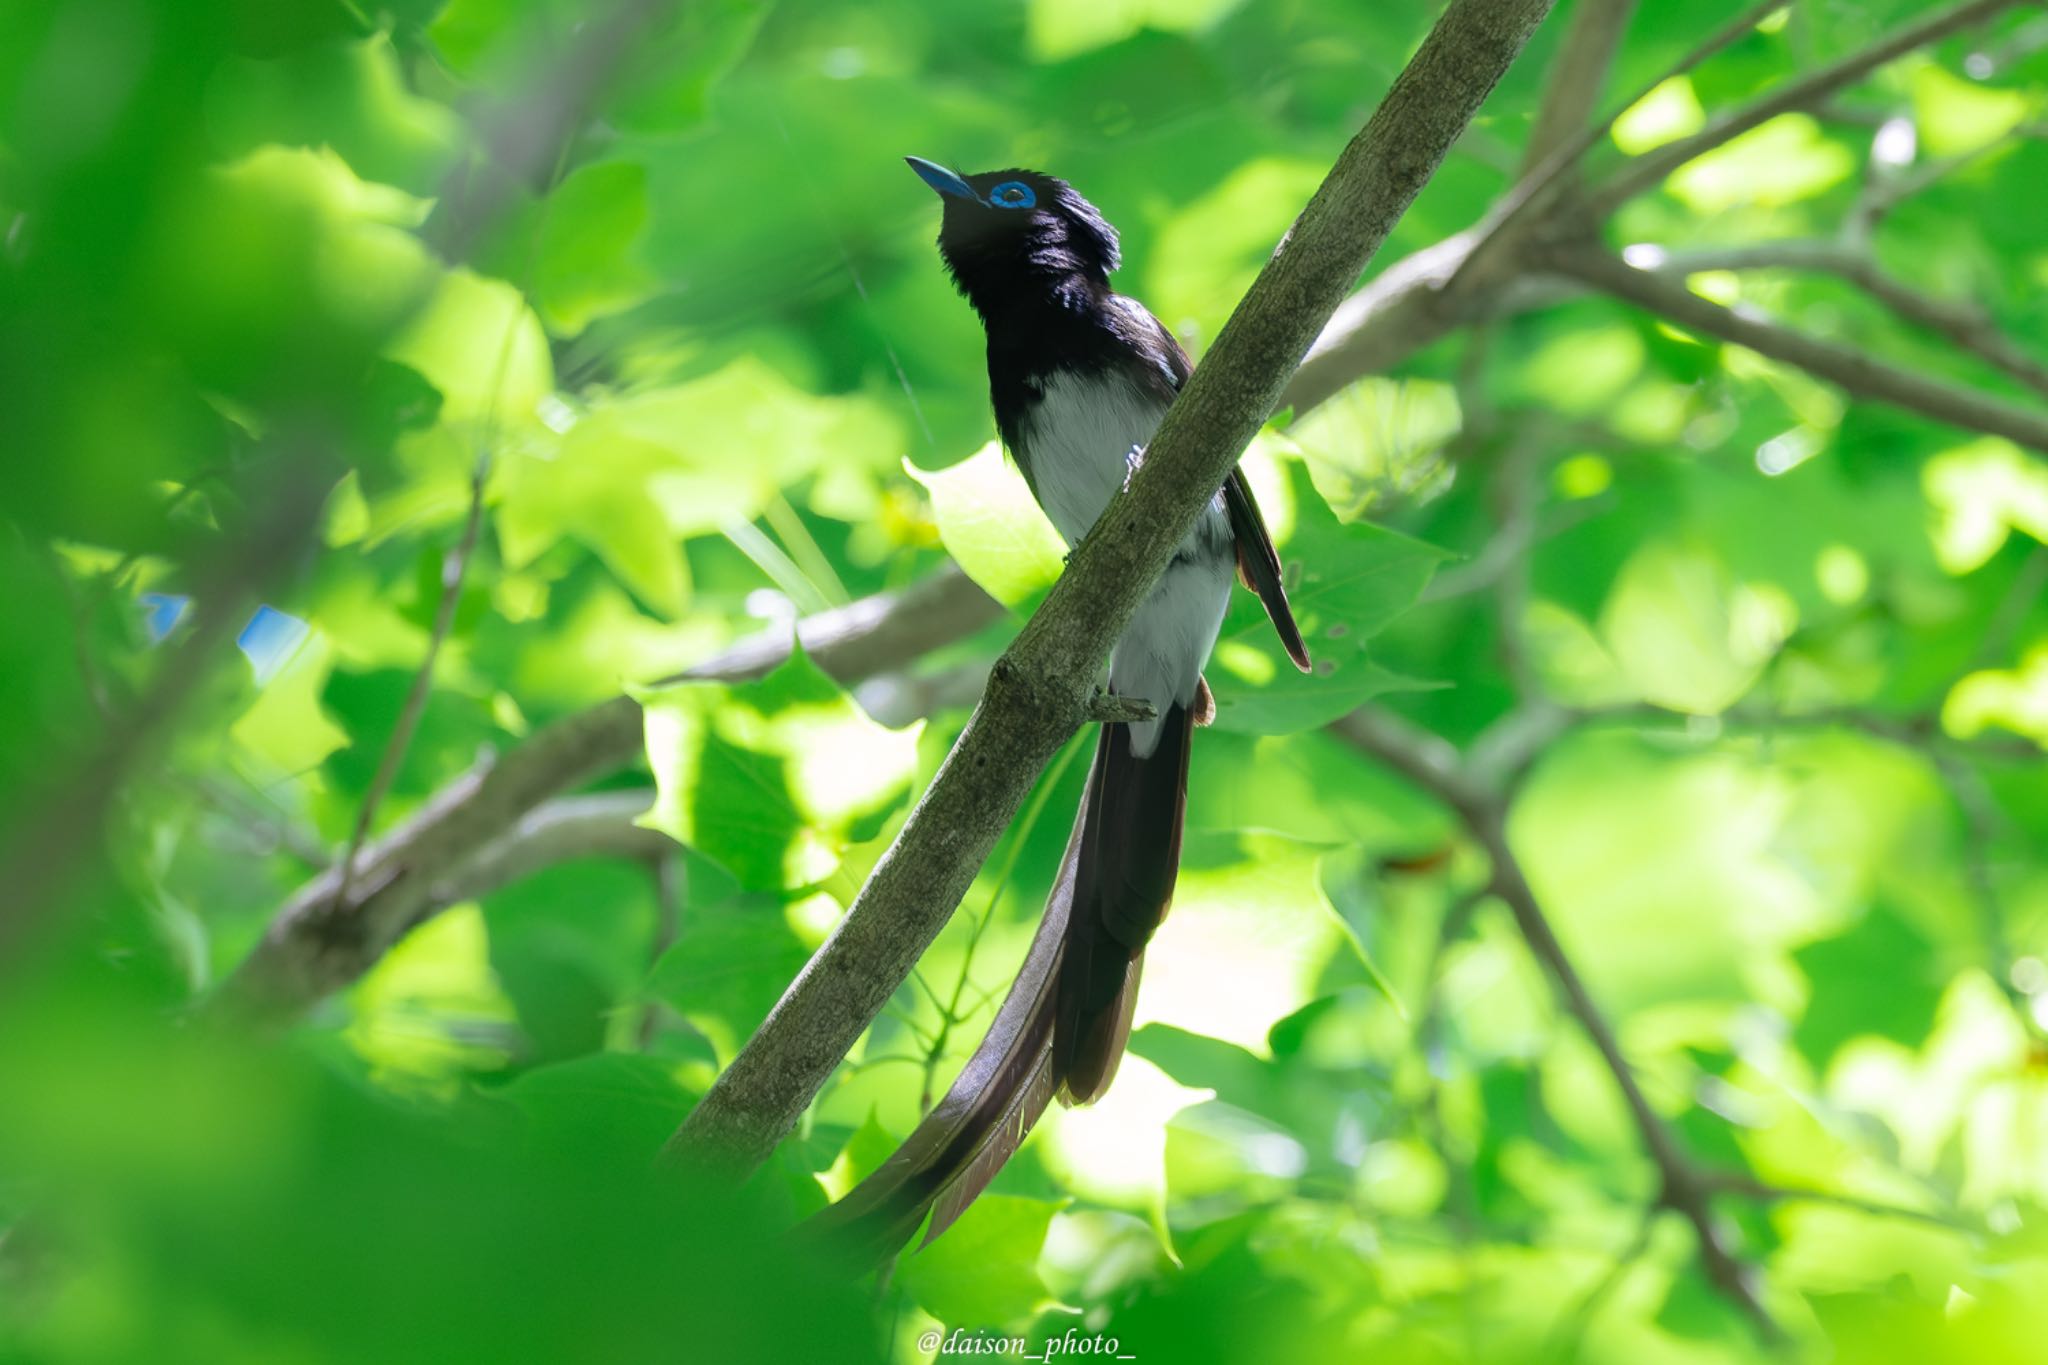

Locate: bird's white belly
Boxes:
[1019,368,1232,757]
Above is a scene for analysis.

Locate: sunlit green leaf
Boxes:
[1667,114,1854,211]
[906,441,1066,610]
[1912,62,2035,158]
[530,160,658,333]
[639,650,921,891]
[1598,539,1794,715]
[1611,75,1706,155]
[385,267,553,424]
[896,1194,1059,1325]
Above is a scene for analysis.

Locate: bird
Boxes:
[800,158,1310,1265]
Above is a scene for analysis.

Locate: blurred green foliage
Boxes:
[4,1,2048,1362]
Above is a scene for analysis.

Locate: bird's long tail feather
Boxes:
[799,703,1192,1265]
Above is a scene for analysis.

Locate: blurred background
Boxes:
[3,0,2047,1360]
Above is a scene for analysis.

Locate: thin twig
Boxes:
[1931,747,2030,1024]
[1850,129,2029,241]
[333,457,490,910]
[1650,239,2048,400]
[916,737,1085,1116]
[1283,0,1789,418]
[1520,0,1641,176]
[1705,1170,1983,1233]
[209,567,1002,1024]
[1471,0,1794,264]
[1589,0,2027,216]
[1549,246,2048,456]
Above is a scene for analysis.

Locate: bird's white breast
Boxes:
[1017,366,1233,758]
[1020,369,1170,548]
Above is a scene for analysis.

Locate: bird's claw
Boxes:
[1087,690,1156,724]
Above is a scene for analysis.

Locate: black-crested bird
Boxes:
[801,158,1310,1264]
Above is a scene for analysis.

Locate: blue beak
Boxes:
[905,156,976,202]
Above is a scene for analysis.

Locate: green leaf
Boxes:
[646,894,813,1064]
[431,0,765,134]
[639,650,922,892]
[1610,75,1706,155]
[231,633,351,776]
[1136,839,1387,1053]
[896,1194,1059,1326]
[500,1053,690,1157]
[906,442,1067,610]
[1667,113,1853,212]
[495,426,690,618]
[1208,450,1447,735]
[1287,377,1463,522]
[384,267,553,425]
[204,34,462,194]
[1922,436,2048,574]
[531,161,657,333]
[1912,62,2035,158]
[1598,538,1794,714]
[1145,158,1328,336]
[1026,0,1247,61]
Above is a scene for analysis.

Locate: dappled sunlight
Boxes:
[7,0,2048,1360]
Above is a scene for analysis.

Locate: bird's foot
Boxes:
[1087,690,1156,724]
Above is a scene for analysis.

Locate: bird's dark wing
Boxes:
[1221,472,1310,671]
[1115,298,1311,674]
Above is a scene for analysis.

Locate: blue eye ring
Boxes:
[987,180,1036,209]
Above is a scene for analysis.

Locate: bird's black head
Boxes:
[904,157,1120,317]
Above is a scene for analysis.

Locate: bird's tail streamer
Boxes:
[797,701,1194,1267]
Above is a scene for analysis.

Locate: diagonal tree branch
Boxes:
[663,0,1561,1180]
[0,457,335,966]
[207,565,1002,1025]
[1330,706,1780,1338]
[1521,0,1640,175]
[1588,0,2026,216]
[436,789,667,905]
[1548,245,2048,455]
[1646,239,2048,401]
[1282,0,1790,420]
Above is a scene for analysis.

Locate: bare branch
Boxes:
[1330,706,1780,1337]
[1521,0,1640,175]
[1590,0,2026,216]
[206,566,1002,1025]
[1281,230,1489,419]
[1549,246,2048,455]
[1282,1,1792,419]
[438,790,667,905]
[663,0,1563,1180]
[1650,239,2048,401]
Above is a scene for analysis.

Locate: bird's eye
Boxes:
[987,181,1036,210]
